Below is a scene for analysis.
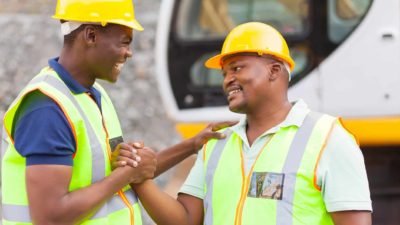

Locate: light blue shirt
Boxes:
[180,100,372,212]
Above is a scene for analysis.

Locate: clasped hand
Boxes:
[111,142,157,184]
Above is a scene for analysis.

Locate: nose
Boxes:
[223,71,235,90]
[125,47,133,58]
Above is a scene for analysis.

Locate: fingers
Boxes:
[118,148,141,163]
[130,141,144,149]
[117,156,139,167]
[112,142,143,169]
[210,121,238,131]
[112,160,127,168]
[213,132,226,139]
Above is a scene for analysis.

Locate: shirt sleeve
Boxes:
[13,90,75,166]
[316,121,372,212]
[179,149,206,199]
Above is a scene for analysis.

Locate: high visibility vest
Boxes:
[203,112,336,225]
[1,67,142,225]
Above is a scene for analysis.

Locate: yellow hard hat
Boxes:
[53,0,143,31]
[205,22,295,71]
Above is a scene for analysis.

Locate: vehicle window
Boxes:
[328,0,372,43]
[189,52,224,87]
[176,0,310,41]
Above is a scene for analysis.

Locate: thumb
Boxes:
[212,132,226,139]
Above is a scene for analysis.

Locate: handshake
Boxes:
[111,142,157,184]
[110,121,237,184]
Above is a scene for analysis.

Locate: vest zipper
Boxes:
[234,136,274,225]
[103,117,135,225]
[87,93,135,225]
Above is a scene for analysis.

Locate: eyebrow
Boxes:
[227,59,243,66]
[122,35,132,43]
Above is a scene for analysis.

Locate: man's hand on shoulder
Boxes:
[189,121,237,153]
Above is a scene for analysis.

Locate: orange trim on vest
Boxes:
[2,115,14,145]
[37,87,79,159]
[202,143,208,161]
[234,135,275,225]
[313,120,336,191]
[95,93,135,225]
[2,87,79,157]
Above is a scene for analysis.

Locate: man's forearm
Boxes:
[155,138,196,177]
[330,211,372,225]
[27,166,136,225]
[133,180,192,225]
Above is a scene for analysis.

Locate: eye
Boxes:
[233,66,242,72]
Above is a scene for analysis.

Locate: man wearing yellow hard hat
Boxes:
[115,22,372,225]
[1,0,232,224]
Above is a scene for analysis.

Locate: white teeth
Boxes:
[228,89,242,96]
[115,63,124,70]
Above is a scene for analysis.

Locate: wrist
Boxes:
[132,179,152,192]
[184,137,197,155]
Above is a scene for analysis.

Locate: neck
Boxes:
[245,99,292,145]
[58,46,95,89]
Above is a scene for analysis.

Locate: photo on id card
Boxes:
[248,172,284,200]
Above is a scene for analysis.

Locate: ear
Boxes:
[268,63,283,81]
[83,25,97,46]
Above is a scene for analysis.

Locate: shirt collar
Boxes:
[48,57,89,94]
[229,99,311,137]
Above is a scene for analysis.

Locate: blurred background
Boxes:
[1,0,399,224]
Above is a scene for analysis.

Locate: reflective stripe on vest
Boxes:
[204,112,324,225]
[276,112,321,225]
[204,129,233,225]
[1,127,8,160]
[2,189,138,223]
[38,75,106,183]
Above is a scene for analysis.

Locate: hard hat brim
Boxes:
[111,19,144,31]
[52,16,144,31]
[205,50,295,71]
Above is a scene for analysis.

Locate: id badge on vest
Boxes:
[248,172,285,200]
[109,136,124,152]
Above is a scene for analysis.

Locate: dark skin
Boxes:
[58,24,133,87]
[26,23,236,225]
[222,54,292,145]
[117,53,372,225]
[112,121,237,176]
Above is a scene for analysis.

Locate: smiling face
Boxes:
[221,53,286,114]
[86,24,133,83]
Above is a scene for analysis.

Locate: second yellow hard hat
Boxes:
[205,22,295,71]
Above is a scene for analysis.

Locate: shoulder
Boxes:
[14,90,63,128]
[327,120,359,150]
[13,89,75,143]
[13,90,76,166]
[317,120,366,180]
[317,121,371,212]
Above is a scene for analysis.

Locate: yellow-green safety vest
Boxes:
[1,67,142,225]
[203,112,336,225]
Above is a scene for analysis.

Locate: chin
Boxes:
[104,73,119,83]
[109,76,119,83]
[229,104,246,114]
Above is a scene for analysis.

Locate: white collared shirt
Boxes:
[180,100,372,212]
